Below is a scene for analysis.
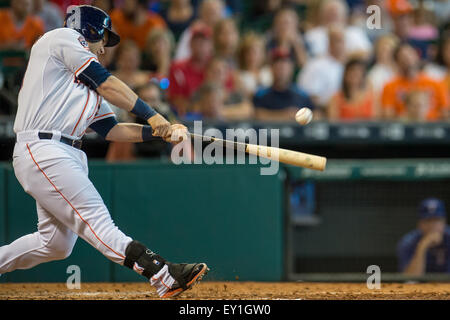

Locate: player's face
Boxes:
[87,32,108,56]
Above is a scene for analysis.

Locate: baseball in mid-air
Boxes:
[295,107,313,125]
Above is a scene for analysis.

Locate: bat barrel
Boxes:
[246,144,327,171]
[189,133,327,171]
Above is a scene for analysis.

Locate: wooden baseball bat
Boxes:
[189,133,327,171]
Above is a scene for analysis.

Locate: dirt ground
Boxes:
[0,282,450,300]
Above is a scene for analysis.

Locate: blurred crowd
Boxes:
[0,0,450,123]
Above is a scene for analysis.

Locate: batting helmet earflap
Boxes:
[64,5,120,47]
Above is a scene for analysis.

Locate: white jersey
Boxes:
[14,28,115,139]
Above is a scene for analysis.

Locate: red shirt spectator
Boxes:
[168,24,213,115]
[49,0,84,12]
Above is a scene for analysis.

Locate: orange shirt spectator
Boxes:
[329,58,378,121]
[442,74,450,99]
[382,73,448,120]
[0,6,44,49]
[330,90,376,121]
[110,4,166,50]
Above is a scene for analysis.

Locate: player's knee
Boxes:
[50,246,74,260]
[42,237,76,260]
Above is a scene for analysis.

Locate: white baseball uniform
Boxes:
[0,27,133,273]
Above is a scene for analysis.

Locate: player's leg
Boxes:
[15,141,132,264]
[0,202,78,274]
[14,140,208,297]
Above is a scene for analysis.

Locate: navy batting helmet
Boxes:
[64,5,120,47]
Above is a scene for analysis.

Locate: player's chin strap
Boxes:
[123,240,167,279]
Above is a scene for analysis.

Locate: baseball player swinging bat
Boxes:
[189,133,327,171]
[0,5,207,299]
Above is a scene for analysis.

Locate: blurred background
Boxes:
[0,0,450,283]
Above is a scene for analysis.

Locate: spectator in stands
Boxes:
[160,0,196,42]
[247,0,283,33]
[408,1,438,43]
[351,0,393,41]
[0,0,45,50]
[110,0,167,50]
[33,0,63,32]
[237,32,273,98]
[408,0,439,60]
[91,0,114,13]
[213,18,240,69]
[253,48,315,121]
[266,7,307,68]
[425,34,450,98]
[137,80,178,123]
[397,198,450,275]
[367,34,399,95]
[49,0,81,13]
[113,40,150,90]
[432,0,450,26]
[202,57,253,119]
[174,0,225,62]
[387,0,415,44]
[424,33,450,81]
[189,82,224,120]
[168,23,213,115]
[297,26,346,112]
[190,81,253,121]
[328,58,378,121]
[439,35,450,99]
[382,42,448,121]
[403,90,430,122]
[304,0,372,58]
[204,57,235,95]
[142,28,175,80]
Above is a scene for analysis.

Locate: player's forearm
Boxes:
[97,76,138,112]
[105,123,147,142]
[98,76,171,137]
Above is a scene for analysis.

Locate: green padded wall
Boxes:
[106,163,285,282]
[0,161,285,282]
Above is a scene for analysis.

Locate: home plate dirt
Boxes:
[1,282,450,300]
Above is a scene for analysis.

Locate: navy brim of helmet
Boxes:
[105,29,120,47]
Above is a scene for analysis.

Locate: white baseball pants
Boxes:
[0,131,133,273]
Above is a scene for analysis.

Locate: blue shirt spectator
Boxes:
[253,84,314,111]
[397,198,450,275]
[253,48,314,121]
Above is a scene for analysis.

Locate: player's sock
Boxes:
[149,265,176,297]
[123,240,175,296]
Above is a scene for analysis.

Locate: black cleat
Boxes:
[161,263,209,298]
